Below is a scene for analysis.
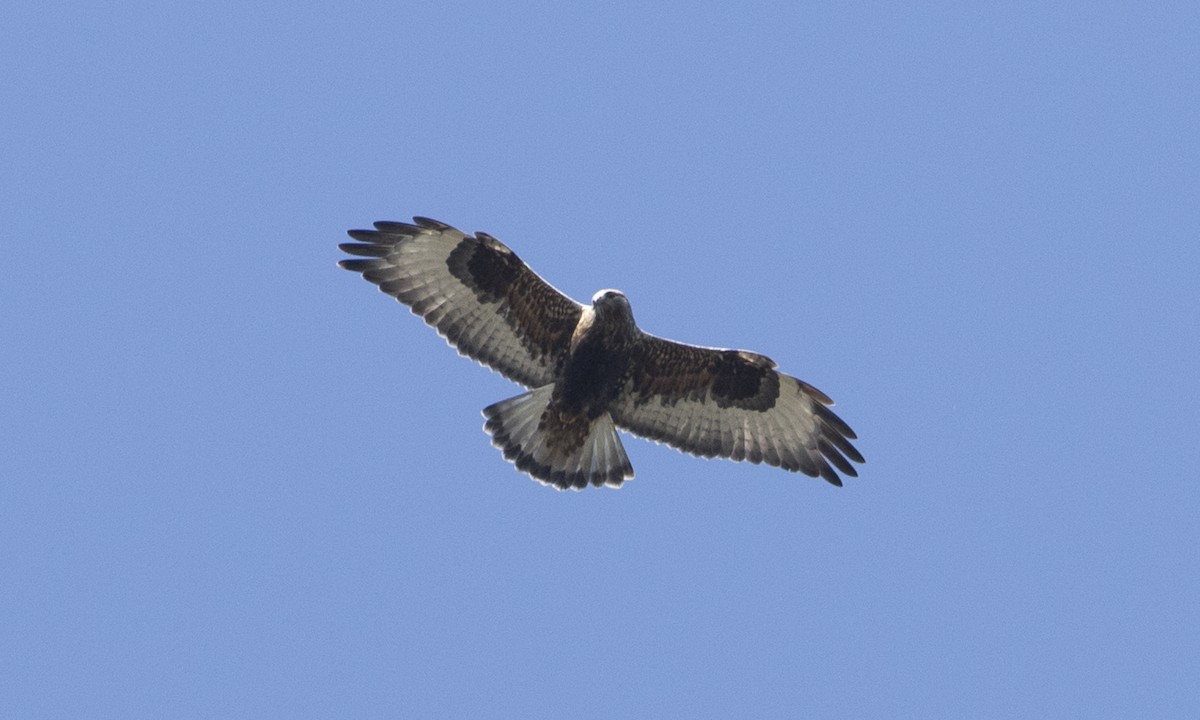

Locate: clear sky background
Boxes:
[3,1,1197,717]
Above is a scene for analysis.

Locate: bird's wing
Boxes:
[339,217,583,388]
[610,334,863,485]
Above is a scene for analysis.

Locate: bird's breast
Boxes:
[557,335,630,414]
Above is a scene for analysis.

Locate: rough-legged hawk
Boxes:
[339,216,863,490]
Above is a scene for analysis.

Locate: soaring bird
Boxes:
[339,216,863,490]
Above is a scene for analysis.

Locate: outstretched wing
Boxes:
[339,217,583,388]
[610,335,864,485]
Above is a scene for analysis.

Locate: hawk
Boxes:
[339,216,863,490]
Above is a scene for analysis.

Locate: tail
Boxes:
[482,386,634,490]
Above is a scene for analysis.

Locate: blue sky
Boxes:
[3,1,1197,717]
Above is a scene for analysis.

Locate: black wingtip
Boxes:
[412,216,452,230]
[347,228,389,243]
[814,402,857,440]
[819,465,844,487]
[338,258,382,272]
[372,220,421,234]
[338,242,391,258]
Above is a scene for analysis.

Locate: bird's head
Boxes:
[591,288,635,328]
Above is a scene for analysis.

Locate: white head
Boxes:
[591,288,626,305]
[590,288,635,328]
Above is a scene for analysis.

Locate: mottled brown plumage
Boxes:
[339,216,863,490]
